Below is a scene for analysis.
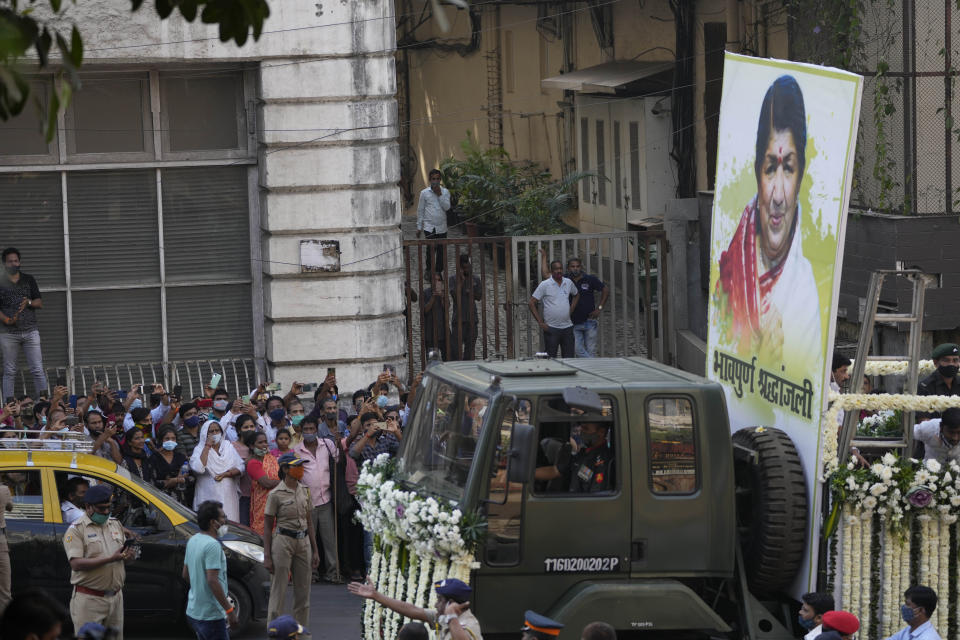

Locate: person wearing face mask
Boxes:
[149,425,194,506]
[263,453,319,629]
[0,247,48,401]
[177,403,204,457]
[60,477,90,525]
[258,395,291,449]
[797,591,834,640]
[232,415,257,525]
[293,417,342,583]
[536,420,613,493]
[913,407,960,465]
[884,586,941,640]
[244,431,280,536]
[318,397,348,438]
[190,421,245,521]
[62,484,136,638]
[183,500,239,638]
[210,389,241,442]
[121,427,155,483]
[528,259,579,358]
[917,343,960,420]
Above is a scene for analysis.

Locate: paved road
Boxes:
[129,582,363,639]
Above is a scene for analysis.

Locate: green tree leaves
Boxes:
[0,0,270,139]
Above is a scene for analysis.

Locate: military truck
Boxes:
[394,356,809,639]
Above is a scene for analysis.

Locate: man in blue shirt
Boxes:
[884,586,942,640]
[183,500,237,640]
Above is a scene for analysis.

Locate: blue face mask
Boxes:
[901,605,917,623]
[376,395,389,409]
[184,415,203,429]
[162,440,177,451]
[798,616,816,631]
[269,408,286,423]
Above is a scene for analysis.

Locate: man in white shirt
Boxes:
[884,586,942,640]
[528,260,579,358]
[60,476,88,524]
[913,407,960,464]
[416,169,451,275]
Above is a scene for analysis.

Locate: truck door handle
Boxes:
[631,541,645,561]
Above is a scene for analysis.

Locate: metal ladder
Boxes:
[837,269,930,458]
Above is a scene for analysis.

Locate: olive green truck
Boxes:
[394,356,810,639]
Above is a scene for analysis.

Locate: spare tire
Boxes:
[732,426,807,594]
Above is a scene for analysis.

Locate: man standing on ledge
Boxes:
[0,247,47,400]
[917,343,960,420]
[416,169,452,276]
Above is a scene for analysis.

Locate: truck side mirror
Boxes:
[507,423,535,484]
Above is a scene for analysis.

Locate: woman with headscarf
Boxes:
[190,420,244,521]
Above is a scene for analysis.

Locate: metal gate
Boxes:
[402,230,668,378]
[510,231,666,360]
[12,357,266,400]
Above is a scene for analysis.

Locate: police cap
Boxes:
[268,614,306,638]
[278,452,306,467]
[84,484,113,505]
[434,578,471,601]
[521,610,564,638]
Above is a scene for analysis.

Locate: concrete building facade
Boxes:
[0,1,405,393]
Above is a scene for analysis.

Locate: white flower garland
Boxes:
[822,391,960,476]
[840,505,852,611]
[855,359,935,377]
[881,522,895,638]
[355,455,484,640]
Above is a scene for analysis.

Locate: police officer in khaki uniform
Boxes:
[263,452,319,629]
[62,484,135,638]
[348,577,483,640]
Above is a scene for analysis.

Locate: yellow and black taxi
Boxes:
[0,446,269,633]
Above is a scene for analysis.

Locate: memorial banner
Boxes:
[706,53,862,595]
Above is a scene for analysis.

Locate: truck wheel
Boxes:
[732,426,807,593]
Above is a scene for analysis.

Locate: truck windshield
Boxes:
[396,375,489,502]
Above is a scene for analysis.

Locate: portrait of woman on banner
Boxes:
[714,74,821,369]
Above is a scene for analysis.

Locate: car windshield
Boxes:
[395,375,490,502]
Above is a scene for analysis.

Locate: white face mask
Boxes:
[217,524,229,538]
[211,434,222,445]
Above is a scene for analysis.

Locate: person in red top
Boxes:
[245,431,280,536]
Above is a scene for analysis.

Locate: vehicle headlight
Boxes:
[223,540,264,563]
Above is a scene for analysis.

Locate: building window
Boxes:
[0,68,258,378]
[613,120,622,208]
[595,119,606,205]
[504,31,516,94]
[629,122,642,211]
[646,397,698,495]
[580,117,590,202]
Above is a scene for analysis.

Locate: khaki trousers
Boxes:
[70,590,124,640]
[267,534,311,627]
